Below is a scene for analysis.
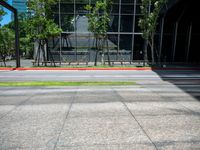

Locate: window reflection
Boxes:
[51,0,147,61]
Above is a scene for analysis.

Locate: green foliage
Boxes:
[139,0,166,40]
[27,0,62,41]
[4,15,33,58]
[85,0,112,39]
[0,81,136,86]
[0,26,15,65]
[62,15,74,32]
[85,0,113,66]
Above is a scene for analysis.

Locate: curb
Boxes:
[0,67,200,71]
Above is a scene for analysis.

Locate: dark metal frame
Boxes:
[0,0,20,68]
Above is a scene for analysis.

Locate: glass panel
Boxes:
[110,4,119,14]
[60,3,74,13]
[136,5,142,15]
[75,15,89,33]
[121,0,134,4]
[120,15,133,32]
[113,0,120,4]
[76,33,91,51]
[76,0,89,4]
[107,34,119,61]
[121,4,134,14]
[109,15,119,32]
[119,35,132,61]
[136,0,142,4]
[134,15,142,32]
[76,4,89,14]
[133,35,143,60]
[61,14,75,32]
[107,34,118,50]
[119,35,132,51]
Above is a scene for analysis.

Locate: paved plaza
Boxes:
[0,70,200,149]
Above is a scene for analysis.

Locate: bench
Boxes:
[32,61,61,66]
[32,61,88,66]
[104,60,132,65]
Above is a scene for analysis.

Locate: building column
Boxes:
[186,23,192,62]
[131,0,137,62]
[58,0,62,63]
[117,0,122,60]
[172,22,178,62]
[158,17,164,63]
[14,10,20,68]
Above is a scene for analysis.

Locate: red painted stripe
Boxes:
[0,67,200,71]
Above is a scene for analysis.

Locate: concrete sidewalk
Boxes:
[0,82,200,149]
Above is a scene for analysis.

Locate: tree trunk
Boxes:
[46,39,56,67]
[101,39,105,65]
[151,34,155,65]
[41,40,47,67]
[37,41,41,66]
[94,37,98,66]
[2,56,6,67]
[106,36,111,66]
[143,39,148,66]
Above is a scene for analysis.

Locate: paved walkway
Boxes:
[0,79,200,149]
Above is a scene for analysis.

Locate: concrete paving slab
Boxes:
[56,116,154,148]
[69,102,129,118]
[116,91,164,102]
[136,115,200,149]
[155,142,200,150]
[56,143,155,150]
[177,101,200,113]
[75,91,120,103]
[125,102,190,116]
[0,102,71,149]
[0,95,30,105]
[0,95,31,119]
[26,93,75,105]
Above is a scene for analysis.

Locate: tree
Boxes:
[27,0,62,66]
[0,1,15,66]
[4,13,33,58]
[85,0,112,66]
[0,26,15,66]
[138,0,166,65]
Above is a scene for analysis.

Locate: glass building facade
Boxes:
[50,0,145,62]
[12,0,27,20]
[12,0,27,13]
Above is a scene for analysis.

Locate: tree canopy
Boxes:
[85,0,112,38]
[26,0,62,41]
[0,26,15,66]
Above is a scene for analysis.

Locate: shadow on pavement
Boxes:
[152,69,200,101]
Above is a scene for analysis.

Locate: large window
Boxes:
[51,0,146,62]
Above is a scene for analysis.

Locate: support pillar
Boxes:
[186,23,192,62]
[172,22,178,62]
[159,17,164,63]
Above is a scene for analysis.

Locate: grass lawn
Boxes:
[0,81,136,86]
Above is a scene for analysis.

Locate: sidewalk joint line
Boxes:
[0,91,39,120]
[53,90,77,150]
[113,89,158,150]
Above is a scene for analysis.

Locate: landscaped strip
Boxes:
[0,81,136,86]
